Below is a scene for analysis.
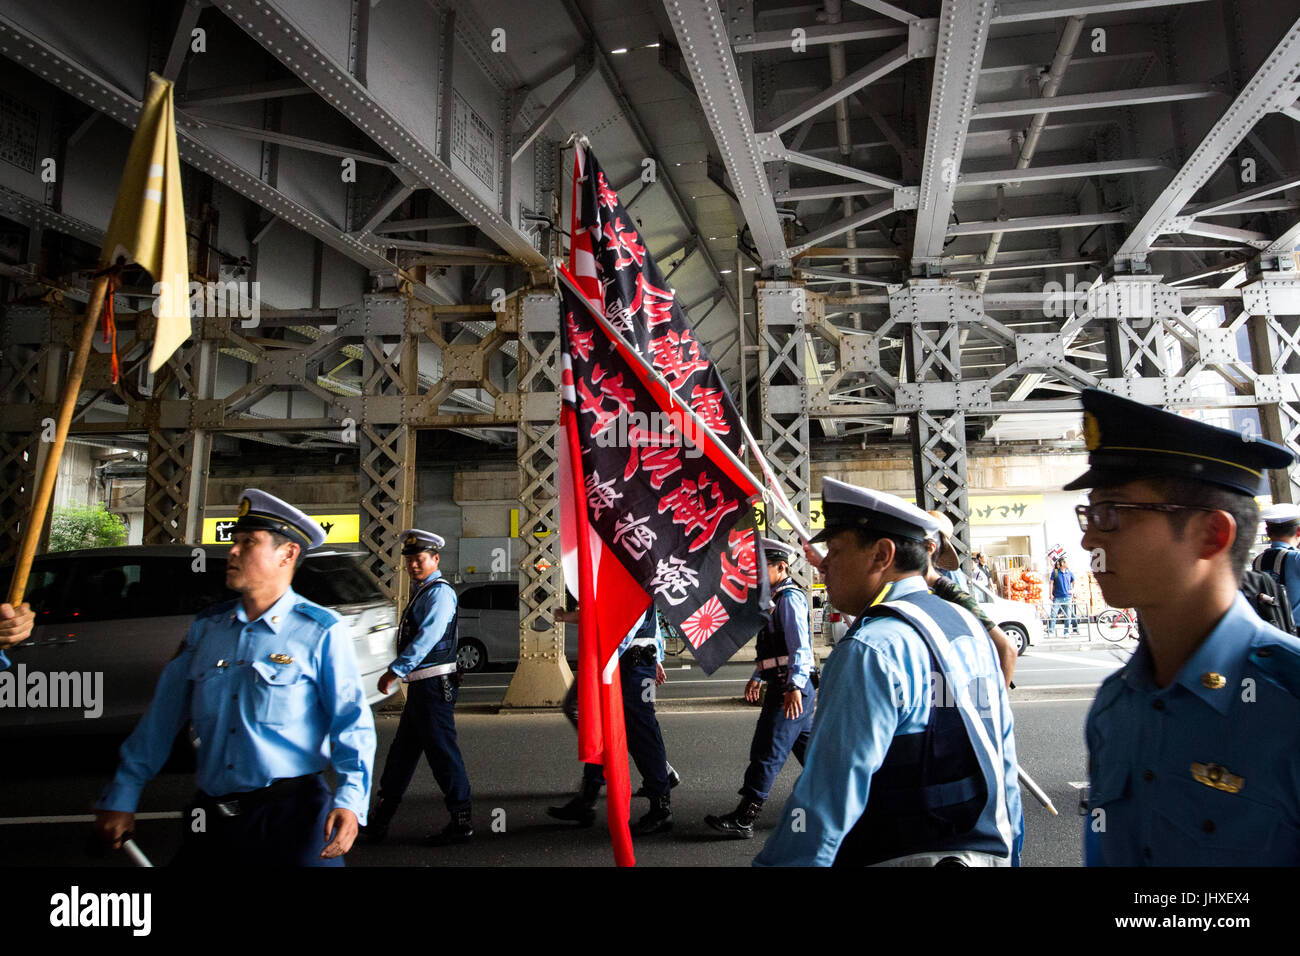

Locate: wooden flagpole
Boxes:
[6,265,121,606]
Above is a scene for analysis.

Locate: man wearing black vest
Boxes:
[705,537,814,838]
[363,528,473,846]
[754,478,1022,866]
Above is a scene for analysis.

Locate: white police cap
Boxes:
[810,477,939,543]
[401,528,445,555]
[232,489,327,551]
[760,537,793,562]
[1261,503,1300,525]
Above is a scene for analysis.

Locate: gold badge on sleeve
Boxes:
[269,653,294,664]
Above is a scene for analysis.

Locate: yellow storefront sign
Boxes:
[202,513,360,545]
[756,493,1043,533]
[753,498,825,535]
[966,494,1043,525]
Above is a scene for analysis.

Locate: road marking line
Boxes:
[463,678,750,691]
[1011,697,1095,704]
[1028,651,1126,669]
[0,812,183,825]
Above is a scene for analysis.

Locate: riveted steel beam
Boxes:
[992,0,1214,23]
[912,0,993,268]
[665,0,789,269]
[0,11,398,274]
[958,158,1168,187]
[1115,14,1300,265]
[216,0,547,268]
[972,83,1220,120]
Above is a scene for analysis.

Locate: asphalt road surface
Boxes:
[1,644,1127,867]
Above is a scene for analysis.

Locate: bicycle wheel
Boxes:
[1095,608,1133,642]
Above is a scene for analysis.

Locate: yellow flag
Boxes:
[100,73,191,373]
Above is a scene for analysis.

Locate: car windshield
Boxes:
[293,554,385,605]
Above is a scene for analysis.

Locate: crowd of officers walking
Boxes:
[3,387,1300,866]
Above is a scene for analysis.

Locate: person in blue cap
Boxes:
[1072,388,1300,865]
[1253,502,1300,623]
[93,489,376,866]
[755,478,1023,866]
[705,537,814,839]
[363,528,474,846]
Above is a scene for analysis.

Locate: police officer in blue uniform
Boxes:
[705,537,814,838]
[548,605,676,835]
[1071,389,1300,865]
[755,478,1023,867]
[1254,502,1300,623]
[364,529,473,846]
[94,489,376,866]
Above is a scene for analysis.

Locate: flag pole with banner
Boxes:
[5,73,189,607]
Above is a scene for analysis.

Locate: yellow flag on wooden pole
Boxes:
[6,74,190,607]
[100,72,191,372]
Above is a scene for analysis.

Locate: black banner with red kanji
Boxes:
[560,276,768,674]
[574,146,746,458]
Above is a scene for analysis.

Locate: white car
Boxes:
[823,578,1042,655]
[965,578,1042,655]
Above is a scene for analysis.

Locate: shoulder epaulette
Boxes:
[1249,632,1300,698]
[293,601,340,628]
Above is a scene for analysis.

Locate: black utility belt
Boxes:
[198,773,322,818]
[623,645,658,666]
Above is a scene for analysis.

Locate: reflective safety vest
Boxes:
[834,589,1015,866]
[755,578,803,664]
[397,577,459,669]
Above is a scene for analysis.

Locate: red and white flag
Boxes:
[558,142,771,867]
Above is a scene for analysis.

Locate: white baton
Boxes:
[122,838,154,867]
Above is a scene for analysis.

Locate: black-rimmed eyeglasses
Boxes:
[1075,502,1219,533]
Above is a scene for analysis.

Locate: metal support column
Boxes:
[1242,274,1300,502]
[896,282,973,569]
[503,289,570,708]
[756,282,812,591]
[358,295,418,606]
[0,310,60,565]
[143,337,218,544]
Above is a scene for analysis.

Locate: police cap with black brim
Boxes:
[761,537,793,563]
[809,477,939,544]
[1063,389,1294,495]
[1261,503,1300,525]
[400,528,445,555]
[231,489,327,551]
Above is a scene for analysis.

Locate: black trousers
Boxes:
[172,774,343,867]
[740,680,815,803]
[565,652,670,799]
[377,676,472,813]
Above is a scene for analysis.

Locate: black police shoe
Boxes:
[360,798,399,844]
[546,795,597,827]
[634,765,682,799]
[630,795,673,836]
[704,797,762,839]
[425,810,473,846]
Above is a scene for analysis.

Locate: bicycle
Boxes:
[1094,606,1137,642]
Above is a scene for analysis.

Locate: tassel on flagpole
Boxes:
[100,272,120,385]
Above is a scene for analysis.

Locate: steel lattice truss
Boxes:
[1,0,1299,644]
